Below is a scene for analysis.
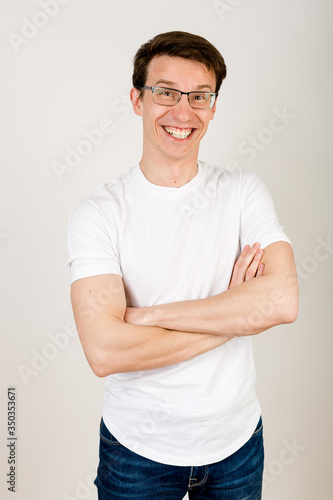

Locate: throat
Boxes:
[139,160,199,188]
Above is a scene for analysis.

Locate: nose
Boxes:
[171,93,193,122]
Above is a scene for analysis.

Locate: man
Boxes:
[66,31,298,499]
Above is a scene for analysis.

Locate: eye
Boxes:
[192,93,208,101]
[155,88,175,97]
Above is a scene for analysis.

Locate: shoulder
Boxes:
[199,161,263,190]
[68,167,135,220]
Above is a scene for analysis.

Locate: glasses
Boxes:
[139,86,218,109]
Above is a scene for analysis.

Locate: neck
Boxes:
[139,155,199,188]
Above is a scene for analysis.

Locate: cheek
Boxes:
[201,118,212,132]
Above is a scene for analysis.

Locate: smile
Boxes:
[163,126,194,139]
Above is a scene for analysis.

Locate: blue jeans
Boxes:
[94,416,264,499]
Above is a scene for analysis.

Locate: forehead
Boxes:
[146,55,216,91]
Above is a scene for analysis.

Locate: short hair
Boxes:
[132,31,227,95]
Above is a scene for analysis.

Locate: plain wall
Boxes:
[1,1,332,499]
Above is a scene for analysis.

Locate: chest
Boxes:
[112,190,241,306]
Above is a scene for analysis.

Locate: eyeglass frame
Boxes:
[138,86,218,109]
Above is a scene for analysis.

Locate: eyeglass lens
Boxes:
[153,88,214,109]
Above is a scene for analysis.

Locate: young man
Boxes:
[66,31,298,499]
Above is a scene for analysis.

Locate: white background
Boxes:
[1,0,332,499]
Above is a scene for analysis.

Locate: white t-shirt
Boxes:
[66,161,291,466]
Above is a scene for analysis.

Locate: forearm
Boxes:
[72,274,232,377]
[129,242,299,337]
[86,318,232,376]
[141,275,294,336]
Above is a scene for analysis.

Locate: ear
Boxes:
[130,87,143,117]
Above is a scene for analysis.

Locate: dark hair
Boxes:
[132,31,227,95]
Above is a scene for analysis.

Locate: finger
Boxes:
[245,248,264,280]
[229,243,264,288]
[242,243,261,269]
[256,263,265,277]
[228,245,250,288]
[236,245,250,268]
[229,243,261,288]
[234,243,261,282]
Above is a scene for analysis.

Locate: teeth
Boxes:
[164,127,193,139]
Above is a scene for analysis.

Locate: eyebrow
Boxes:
[154,79,214,92]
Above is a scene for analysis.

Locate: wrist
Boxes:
[143,305,160,327]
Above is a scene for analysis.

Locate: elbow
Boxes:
[281,305,298,324]
[89,351,119,378]
[286,297,299,324]
[271,271,299,326]
[90,356,108,378]
[279,289,299,325]
[91,363,109,378]
[91,361,118,378]
[87,324,125,377]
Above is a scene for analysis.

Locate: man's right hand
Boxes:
[229,243,265,289]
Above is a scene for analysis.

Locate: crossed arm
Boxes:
[70,241,298,377]
[125,241,299,336]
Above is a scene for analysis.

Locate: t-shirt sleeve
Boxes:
[240,170,291,250]
[66,198,122,284]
